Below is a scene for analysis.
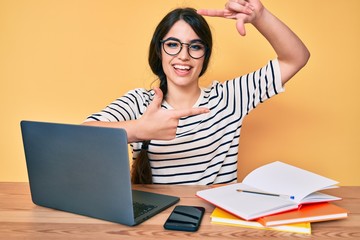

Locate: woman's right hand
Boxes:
[136,87,209,141]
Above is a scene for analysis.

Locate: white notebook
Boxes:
[196,161,340,220]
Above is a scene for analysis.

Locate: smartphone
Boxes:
[164,205,205,232]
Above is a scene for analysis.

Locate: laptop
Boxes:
[20,120,179,226]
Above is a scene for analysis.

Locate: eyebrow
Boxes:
[163,37,205,44]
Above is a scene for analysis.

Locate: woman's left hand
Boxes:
[197,0,264,36]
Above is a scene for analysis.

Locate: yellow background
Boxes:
[1,0,359,185]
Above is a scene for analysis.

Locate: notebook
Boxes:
[258,202,348,227]
[211,207,311,234]
[196,161,340,220]
[20,120,179,226]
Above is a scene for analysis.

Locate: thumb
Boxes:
[236,19,246,36]
[150,87,164,109]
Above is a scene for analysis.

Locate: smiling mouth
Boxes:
[173,64,191,71]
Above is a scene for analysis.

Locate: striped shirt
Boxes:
[85,59,284,185]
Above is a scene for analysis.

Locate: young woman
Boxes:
[83,0,310,185]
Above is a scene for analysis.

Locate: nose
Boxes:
[177,43,190,60]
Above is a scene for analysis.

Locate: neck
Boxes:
[165,86,201,109]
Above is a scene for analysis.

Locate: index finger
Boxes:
[197,9,226,18]
[172,107,210,119]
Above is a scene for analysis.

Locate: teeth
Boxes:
[174,65,190,70]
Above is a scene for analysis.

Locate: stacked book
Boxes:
[197,161,348,234]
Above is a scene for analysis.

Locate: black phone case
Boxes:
[164,205,205,232]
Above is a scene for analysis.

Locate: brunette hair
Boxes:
[131,8,213,184]
[131,140,152,184]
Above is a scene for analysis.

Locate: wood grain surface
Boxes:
[0,183,359,239]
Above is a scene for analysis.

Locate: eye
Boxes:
[189,43,205,51]
[165,41,180,49]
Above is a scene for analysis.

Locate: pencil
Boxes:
[236,189,295,200]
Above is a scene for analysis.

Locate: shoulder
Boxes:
[125,88,153,98]
[205,59,281,87]
[120,88,154,104]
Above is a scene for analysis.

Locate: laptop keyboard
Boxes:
[133,202,157,218]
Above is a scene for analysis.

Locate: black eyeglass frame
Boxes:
[160,37,207,59]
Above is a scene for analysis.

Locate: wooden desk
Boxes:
[0,183,359,239]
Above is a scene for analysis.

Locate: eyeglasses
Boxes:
[160,37,207,59]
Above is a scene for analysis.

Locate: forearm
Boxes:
[82,87,209,143]
[253,8,310,84]
[82,120,143,143]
